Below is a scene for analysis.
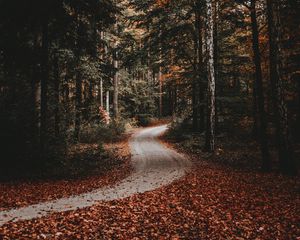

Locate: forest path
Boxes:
[0,125,191,226]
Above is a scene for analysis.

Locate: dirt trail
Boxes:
[0,125,191,226]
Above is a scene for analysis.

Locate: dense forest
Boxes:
[1,0,299,175]
[0,0,300,239]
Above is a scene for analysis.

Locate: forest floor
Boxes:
[0,125,190,227]
[0,137,132,211]
[0,125,300,239]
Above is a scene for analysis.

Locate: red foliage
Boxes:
[0,140,131,211]
[1,160,299,239]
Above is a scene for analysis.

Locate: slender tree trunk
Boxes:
[74,71,82,142]
[158,67,163,117]
[113,43,119,118]
[112,5,119,119]
[295,74,300,140]
[199,87,205,132]
[99,78,103,107]
[31,30,40,145]
[54,53,60,138]
[205,0,216,152]
[250,0,271,171]
[63,69,72,129]
[266,0,296,175]
[88,81,94,119]
[213,0,219,134]
[174,85,178,114]
[99,30,104,108]
[74,21,83,142]
[40,16,49,153]
[106,90,110,114]
[192,34,199,131]
[195,5,205,132]
[252,79,259,138]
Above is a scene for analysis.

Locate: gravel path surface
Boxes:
[0,125,191,226]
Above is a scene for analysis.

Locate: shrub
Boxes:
[136,114,153,126]
[79,120,126,144]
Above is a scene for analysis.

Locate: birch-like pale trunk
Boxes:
[99,31,104,107]
[158,66,163,117]
[205,0,216,152]
[158,26,163,117]
[100,78,103,107]
[113,1,119,119]
[113,45,119,118]
[106,90,110,115]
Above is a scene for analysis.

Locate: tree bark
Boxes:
[296,73,300,140]
[158,65,163,117]
[213,0,219,134]
[250,0,271,171]
[74,71,82,142]
[40,16,49,153]
[266,0,296,175]
[99,78,103,107]
[192,5,200,131]
[106,90,110,114]
[54,53,60,138]
[74,21,83,142]
[113,45,119,118]
[192,37,199,131]
[99,31,104,108]
[252,78,259,138]
[31,30,40,145]
[195,4,205,132]
[205,0,216,152]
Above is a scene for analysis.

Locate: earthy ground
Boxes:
[1,159,299,239]
[0,139,131,211]
[0,125,299,239]
[0,125,190,226]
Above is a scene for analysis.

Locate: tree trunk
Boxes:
[193,8,200,132]
[106,90,110,114]
[213,0,220,134]
[99,30,104,108]
[31,30,40,145]
[205,0,216,152]
[295,73,300,140]
[74,71,82,142]
[54,53,60,138]
[252,78,259,138]
[99,78,103,107]
[158,66,163,117]
[266,0,296,175]
[195,5,205,132]
[63,69,71,129]
[192,31,199,132]
[250,0,271,171]
[40,16,49,153]
[87,81,94,120]
[74,21,83,142]
[174,85,178,115]
[113,44,119,118]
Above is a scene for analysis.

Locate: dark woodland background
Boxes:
[0,0,300,178]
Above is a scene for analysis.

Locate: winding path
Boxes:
[0,125,191,226]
